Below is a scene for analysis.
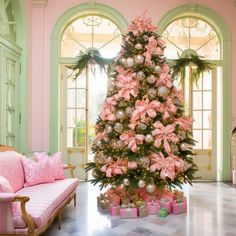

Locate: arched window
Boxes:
[60,14,122,180]
[161,16,221,180]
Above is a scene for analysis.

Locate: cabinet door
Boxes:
[0,45,21,149]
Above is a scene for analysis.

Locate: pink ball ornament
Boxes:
[180,142,188,151]
[146,183,156,193]
[126,57,135,68]
[134,54,145,64]
[145,134,154,143]
[125,107,133,117]
[147,75,157,84]
[114,122,123,133]
[123,178,130,186]
[116,110,126,120]
[135,43,143,50]
[147,88,157,99]
[157,86,169,99]
[136,71,145,81]
[138,157,150,168]
[138,180,146,188]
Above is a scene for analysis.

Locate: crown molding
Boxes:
[32,0,48,7]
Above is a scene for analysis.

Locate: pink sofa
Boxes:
[0,146,79,236]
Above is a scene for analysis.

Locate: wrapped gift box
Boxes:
[160,198,173,213]
[109,205,120,216]
[100,199,110,209]
[138,205,148,218]
[108,194,121,205]
[120,207,138,219]
[147,201,161,215]
[172,200,187,214]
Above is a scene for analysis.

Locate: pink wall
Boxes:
[28,0,236,152]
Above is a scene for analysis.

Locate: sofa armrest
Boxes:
[63,164,76,178]
[14,195,35,235]
[0,192,15,202]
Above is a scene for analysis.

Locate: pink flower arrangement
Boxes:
[120,130,145,152]
[131,96,163,123]
[117,72,139,101]
[152,121,179,154]
[100,96,117,121]
[101,158,128,178]
[144,36,163,64]
[149,152,185,181]
[128,12,157,35]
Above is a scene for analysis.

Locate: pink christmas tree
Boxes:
[86,13,197,193]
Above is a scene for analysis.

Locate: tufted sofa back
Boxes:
[0,151,25,192]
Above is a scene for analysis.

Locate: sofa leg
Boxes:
[73,193,76,206]
[58,209,62,230]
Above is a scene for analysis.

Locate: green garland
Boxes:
[171,54,214,83]
[68,48,115,79]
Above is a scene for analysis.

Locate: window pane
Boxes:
[76,71,86,88]
[67,89,75,108]
[203,111,212,129]
[67,109,76,127]
[203,130,212,149]
[193,130,202,149]
[75,109,86,128]
[203,71,212,90]
[67,78,75,88]
[76,89,86,108]
[192,91,202,109]
[193,111,202,129]
[203,91,212,109]
[192,76,202,91]
[67,128,73,147]
[74,127,86,147]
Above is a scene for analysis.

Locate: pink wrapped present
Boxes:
[147,201,161,215]
[120,207,138,219]
[160,198,173,213]
[109,205,120,216]
[172,200,187,214]
[108,194,121,205]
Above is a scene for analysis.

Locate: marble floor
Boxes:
[42,182,236,236]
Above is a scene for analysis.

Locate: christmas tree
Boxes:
[86,13,197,193]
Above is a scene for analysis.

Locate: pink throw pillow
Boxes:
[0,176,21,216]
[21,157,55,187]
[34,152,66,180]
[0,176,14,193]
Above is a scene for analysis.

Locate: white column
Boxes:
[30,0,48,151]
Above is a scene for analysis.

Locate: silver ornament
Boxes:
[134,54,144,64]
[145,134,154,143]
[137,123,147,131]
[138,157,150,168]
[126,57,134,68]
[136,71,145,81]
[146,183,156,193]
[123,178,130,186]
[147,75,157,84]
[143,35,149,41]
[109,139,117,149]
[116,110,126,120]
[135,43,143,50]
[119,101,128,108]
[96,140,103,148]
[154,65,161,73]
[157,86,169,99]
[117,140,124,150]
[121,58,127,66]
[125,107,133,117]
[106,156,113,164]
[138,180,146,188]
[105,125,113,133]
[147,88,157,99]
[180,142,188,151]
[114,122,123,133]
[178,131,186,140]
